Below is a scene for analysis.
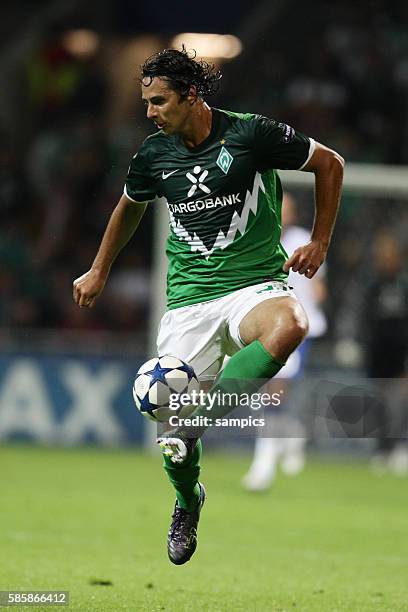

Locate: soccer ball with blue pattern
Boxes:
[133,355,200,421]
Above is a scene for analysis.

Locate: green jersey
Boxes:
[125,109,314,310]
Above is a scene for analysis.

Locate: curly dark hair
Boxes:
[141,46,222,98]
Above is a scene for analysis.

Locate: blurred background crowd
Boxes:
[1,0,407,366]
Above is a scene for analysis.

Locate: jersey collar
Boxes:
[172,108,221,155]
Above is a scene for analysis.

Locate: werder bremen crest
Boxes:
[216,146,233,174]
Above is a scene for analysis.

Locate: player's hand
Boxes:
[283,240,327,278]
[73,269,107,308]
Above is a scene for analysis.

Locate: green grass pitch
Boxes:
[1,445,408,611]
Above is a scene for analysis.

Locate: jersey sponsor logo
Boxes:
[278,122,295,143]
[186,165,211,197]
[216,146,234,174]
[168,171,265,259]
[168,193,241,214]
[162,169,179,180]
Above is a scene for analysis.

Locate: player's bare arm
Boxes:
[73,194,147,308]
[283,142,344,279]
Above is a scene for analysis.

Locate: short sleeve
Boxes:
[252,115,315,171]
[124,147,158,203]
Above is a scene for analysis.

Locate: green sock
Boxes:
[219,339,284,382]
[182,340,284,434]
[162,439,202,511]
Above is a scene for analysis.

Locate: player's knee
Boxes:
[281,314,308,354]
[288,306,309,344]
[261,305,308,359]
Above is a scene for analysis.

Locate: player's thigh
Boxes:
[224,281,303,351]
[157,304,225,379]
[239,295,307,342]
[239,296,308,358]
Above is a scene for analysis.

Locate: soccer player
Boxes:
[73,48,344,565]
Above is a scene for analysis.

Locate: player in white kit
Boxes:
[242,193,327,491]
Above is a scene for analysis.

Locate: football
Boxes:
[133,355,200,421]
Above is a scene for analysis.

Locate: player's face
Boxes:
[141,77,192,135]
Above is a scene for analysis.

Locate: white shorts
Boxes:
[157,281,296,379]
